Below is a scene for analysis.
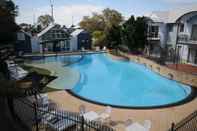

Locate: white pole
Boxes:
[50,0,54,23]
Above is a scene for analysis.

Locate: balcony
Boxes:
[178,33,197,45]
[147,32,160,41]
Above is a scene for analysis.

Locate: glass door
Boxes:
[195,49,197,64]
[191,24,197,41]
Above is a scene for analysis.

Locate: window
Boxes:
[180,24,184,32]
[168,24,174,32]
[149,25,159,38]
[17,33,25,41]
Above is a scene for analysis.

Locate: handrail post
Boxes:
[81,116,84,131]
[171,122,175,131]
[33,102,39,131]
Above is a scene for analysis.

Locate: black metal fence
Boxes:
[170,110,197,131]
[13,97,115,131]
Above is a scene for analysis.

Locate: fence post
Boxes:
[33,101,39,131]
[81,116,84,131]
[171,123,175,131]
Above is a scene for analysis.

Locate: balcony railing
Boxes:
[147,32,160,41]
[178,34,197,45]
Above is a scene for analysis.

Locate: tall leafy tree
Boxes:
[0,0,19,44]
[121,15,135,50]
[80,13,105,33]
[134,17,148,51]
[106,25,121,49]
[102,8,123,31]
[121,16,148,52]
[92,31,106,47]
[79,8,123,47]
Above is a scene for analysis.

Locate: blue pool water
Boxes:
[70,54,191,107]
[32,54,192,107]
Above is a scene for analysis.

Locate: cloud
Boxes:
[162,0,197,4]
[16,4,103,26]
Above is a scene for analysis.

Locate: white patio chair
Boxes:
[143,120,151,130]
[125,122,147,131]
[79,104,87,115]
[98,106,112,122]
[124,119,133,127]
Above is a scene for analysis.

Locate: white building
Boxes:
[147,5,197,65]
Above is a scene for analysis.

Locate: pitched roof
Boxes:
[37,24,56,37]
[148,5,197,23]
[71,29,84,36]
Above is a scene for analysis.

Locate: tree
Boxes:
[106,25,121,49]
[0,0,19,44]
[121,16,148,52]
[4,0,18,16]
[92,31,106,47]
[80,13,105,33]
[121,15,135,51]
[37,14,54,28]
[79,8,123,47]
[102,8,123,31]
[134,17,148,51]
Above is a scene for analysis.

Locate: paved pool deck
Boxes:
[25,62,80,90]
[48,90,197,131]
[25,53,197,131]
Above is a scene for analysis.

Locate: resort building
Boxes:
[147,5,197,65]
[37,23,70,53]
[69,29,92,51]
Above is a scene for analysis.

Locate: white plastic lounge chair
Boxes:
[125,122,147,131]
[125,120,151,131]
[79,104,99,121]
[124,119,133,127]
[96,46,100,51]
[79,105,112,122]
[143,120,151,130]
[103,46,106,51]
[79,104,87,115]
[98,106,112,122]
[83,111,100,121]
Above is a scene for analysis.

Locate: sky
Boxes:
[14,0,197,27]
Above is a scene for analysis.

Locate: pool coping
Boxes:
[67,87,197,110]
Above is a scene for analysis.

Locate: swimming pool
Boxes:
[31,53,193,108]
[70,54,192,108]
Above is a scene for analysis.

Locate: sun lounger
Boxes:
[125,120,151,131]
[98,106,112,122]
[83,111,100,121]
[143,120,151,130]
[126,122,146,131]
[79,105,112,122]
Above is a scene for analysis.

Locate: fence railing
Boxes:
[13,97,115,131]
[170,110,197,131]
